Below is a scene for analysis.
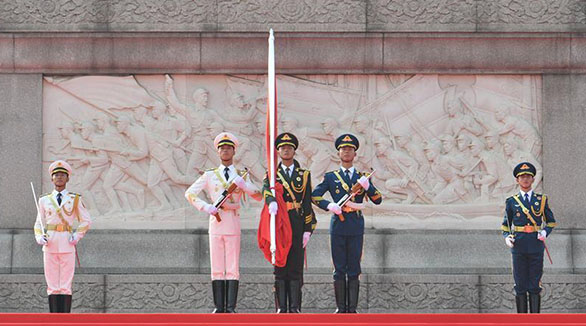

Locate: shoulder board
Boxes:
[69,192,82,197]
[327,170,337,174]
[205,168,216,172]
[534,192,543,197]
[296,167,306,172]
[506,194,517,200]
[40,193,50,198]
[238,169,247,176]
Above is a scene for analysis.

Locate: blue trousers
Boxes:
[512,251,544,295]
[331,234,363,281]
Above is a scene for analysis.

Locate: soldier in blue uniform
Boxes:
[501,162,556,313]
[263,132,317,313]
[311,134,382,313]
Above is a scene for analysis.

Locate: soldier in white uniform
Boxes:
[34,160,92,313]
[185,132,262,313]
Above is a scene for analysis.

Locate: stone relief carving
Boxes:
[368,281,479,310]
[477,0,586,24]
[218,0,365,24]
[367,0,477,25]
[2,276,585,312]
[43,74,542,229]
[1,0,585,30]
[0,281,104,311]
[0,0,214,25]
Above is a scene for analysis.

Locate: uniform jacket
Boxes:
[502,191,556,254]
[186,165,261,235]
[263,161,317,233]
[312,168,382,236]
[34,189,92,253]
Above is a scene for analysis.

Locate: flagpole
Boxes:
[268,29,277,265]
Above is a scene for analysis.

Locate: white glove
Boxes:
[204,204,218,215]
[327,202,342,215]
[505,235,515,248]
[36,234,48,246]
[69,233,79,245]
[358,176,370,190]
[345,201,365,210]
[538,230,547,242]
[302,232,311,248]
[268,202,278,215]
[233,175,246,189]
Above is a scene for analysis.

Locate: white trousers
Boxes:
[209,234,240,280]
[43,252,75,295]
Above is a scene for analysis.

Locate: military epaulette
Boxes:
[205,168,216,172]
[296,167,308,172]
[69,192,82,197]
[40,193,50,198]
[238,169,247,176]
[326,169,337,174]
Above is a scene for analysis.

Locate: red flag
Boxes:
[257,183,292,267]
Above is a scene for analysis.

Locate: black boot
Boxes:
[62,295,72,313]
[212,280,226,313]
[288,280,301,313]
[347,279,359,313]
[529,293,541,313]
[334,280,347,313]
[274,280,288,313]
[516,293,528,313]
[48,295,59,313]
[225,280,239,313]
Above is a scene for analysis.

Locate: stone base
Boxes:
[1,273,585,313]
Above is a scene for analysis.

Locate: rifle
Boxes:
[336,169,376,222]
[211,169,249,222]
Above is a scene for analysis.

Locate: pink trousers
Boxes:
[209,234,240,280]
[43,252,76,295]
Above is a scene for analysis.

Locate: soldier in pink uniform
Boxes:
[185,132,262,313]
[34,160,92,313]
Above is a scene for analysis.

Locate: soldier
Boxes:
[262,132,317,313]
[185,132,262,313]
[311,134,382,313]
[501,162,556,313]
[34,160,92,313]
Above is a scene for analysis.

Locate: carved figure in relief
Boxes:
[146,104,192,211]
[374,137,428,204]
[495,106,541,158]
[423,139,467,204]
[443,91,484,138]
[484,131,515,196]
[468,137,500,202]
[394,129,431,181]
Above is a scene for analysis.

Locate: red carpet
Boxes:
[1,314,586,326]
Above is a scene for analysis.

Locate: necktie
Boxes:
[345,169,351,181]
[285,167,291,178]
[524,193,529,205]
[224,167,230,181]
[57,193,62,206]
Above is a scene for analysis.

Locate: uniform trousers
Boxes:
[43,252,76,295]
[512,251,544,295]
[331,234,363,281]
[210,234,240,280]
